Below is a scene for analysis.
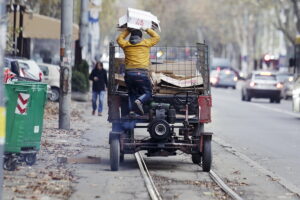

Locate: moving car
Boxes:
[292,76,300,112]
[241,71,282,103]
[276,72,294,99]
[210,69,238,89]
[38,63,60,102]
[211,57,243,80]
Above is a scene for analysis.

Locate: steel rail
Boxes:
[136,151,244,200]
[209,169,244,200]
[135,152,162,200]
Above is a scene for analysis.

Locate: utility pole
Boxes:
[75,0,89,66]
[80,0,89,51]
[59,0,73,129]
[0,0,6,197]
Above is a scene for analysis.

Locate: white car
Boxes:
[38,63,60,102]
[292,76,300,112]
[16,58,44,81]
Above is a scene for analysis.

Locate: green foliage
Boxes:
[72,70,89,93]
[75,60,89,78]
[72,60,90,93]
[25,0,81,22]
[5,26,20,54]
[100,0,117,41]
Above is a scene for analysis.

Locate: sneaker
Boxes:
[135,99,144,115]
[98,112,102,116]
[92,110,95,115]
[129,111,136,118]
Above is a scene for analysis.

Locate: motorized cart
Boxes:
[108,42,213,171]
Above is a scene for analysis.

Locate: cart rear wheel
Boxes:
[120,153,124,163]
[110,138,120,171]
[192,154,201,164]
[202,138,212,172]
[25,153,37,166]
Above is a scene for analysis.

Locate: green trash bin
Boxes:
[4,81,48,170]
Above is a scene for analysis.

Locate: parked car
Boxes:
[210,69,238,89]
[5,57,43,81]
[38,63,60,102]
[4,57,21,76]
[241,71,282,103]
[276,72,294,99]
[292,76,300,112]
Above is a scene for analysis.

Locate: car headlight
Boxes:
[276,83,283,89]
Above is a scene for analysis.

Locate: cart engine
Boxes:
[148,102,176,141]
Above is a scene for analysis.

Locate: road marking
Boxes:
[252,103,300,118]
[213,136,300,198]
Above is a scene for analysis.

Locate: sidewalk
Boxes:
[69,101,149,200]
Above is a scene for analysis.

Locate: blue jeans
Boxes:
[92,91,105,113]
[125,70,152,111]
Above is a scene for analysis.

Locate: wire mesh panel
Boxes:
[108,42,209,96]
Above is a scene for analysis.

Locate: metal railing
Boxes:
[108,42,210,96]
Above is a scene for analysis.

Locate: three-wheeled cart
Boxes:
[108,42,213,171]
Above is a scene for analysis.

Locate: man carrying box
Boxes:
[117,28,160,115]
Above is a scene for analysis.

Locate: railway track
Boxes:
[135,152,244,200]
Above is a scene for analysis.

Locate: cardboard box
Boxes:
[118,8,161,31]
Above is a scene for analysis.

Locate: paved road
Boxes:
[207,87,300,188]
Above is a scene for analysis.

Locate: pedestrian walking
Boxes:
[89,62,107,116]
[116,28,160,115]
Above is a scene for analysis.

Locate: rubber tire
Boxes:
[270,98,274,103]
[110,138,120,171]
[202,139,212,172]
[49,87,59,102]
[232,86,236,90]
[3,157,17,171]
[25,153,36,166]
[149,120,171,141]
[275,98,281,104]
[192,154,201,164]
[120,153,124,163]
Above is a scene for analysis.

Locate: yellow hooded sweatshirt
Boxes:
[117,29,160,70]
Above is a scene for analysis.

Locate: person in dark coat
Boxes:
[89,62,107,116]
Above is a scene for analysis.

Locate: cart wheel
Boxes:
[192,154,201,164]
[110,138,120,171]
[3,157,17,171]
[25,153,37,166]
[120,153,124,163]
[202,138,212,172]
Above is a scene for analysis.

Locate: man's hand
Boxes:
[94,77,99,81]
